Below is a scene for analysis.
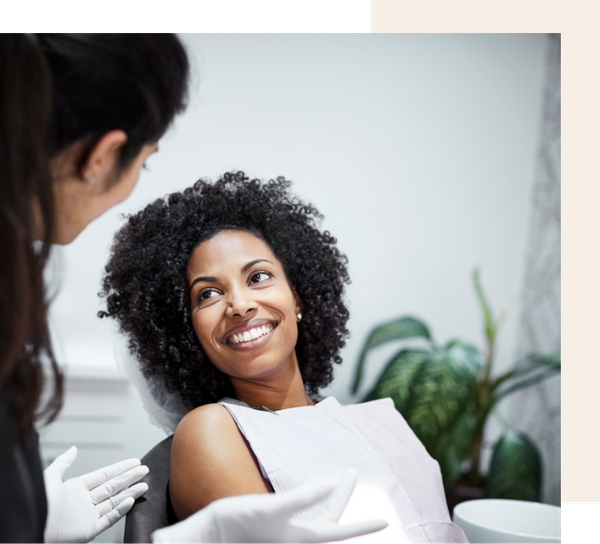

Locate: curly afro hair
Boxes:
[100,172,350,409]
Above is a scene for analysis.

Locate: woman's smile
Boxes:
[221,318,278,350]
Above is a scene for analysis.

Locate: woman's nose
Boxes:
[225,289,257,318]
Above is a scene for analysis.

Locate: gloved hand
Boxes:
[44,446,149,543]
[152,469,387,543]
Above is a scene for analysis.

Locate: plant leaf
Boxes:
[362,349,430,413]
[444,340,484,375]
[495,369,560,402]
[494,351,561,401]
[522,351,561,371]
[486,431,542,501]
[406,345,479,453]
[352,316,431,394]
[434,340,482,488]
[509,352,561,379]
[431,408,477,489]
[473,269,496,345]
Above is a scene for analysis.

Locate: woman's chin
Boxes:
[224,349,298,384]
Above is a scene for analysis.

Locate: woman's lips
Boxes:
[224,326,276,351]
[220,318,278,350]
[227,323,274,345]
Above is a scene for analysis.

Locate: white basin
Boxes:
[452,498,560,543]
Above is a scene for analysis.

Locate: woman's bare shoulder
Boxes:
[170,403,270,519]
[174,403,237,442]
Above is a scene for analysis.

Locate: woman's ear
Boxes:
[293,291,302,322]
[81,130,128,186]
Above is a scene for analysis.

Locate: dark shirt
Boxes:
[0,385,47,543]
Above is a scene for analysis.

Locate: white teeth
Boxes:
[228,325,274,345]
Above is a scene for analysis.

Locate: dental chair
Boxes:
[123,436,178,543]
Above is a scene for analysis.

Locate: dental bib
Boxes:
[218,397,468,543]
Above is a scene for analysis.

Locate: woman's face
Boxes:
[187,230,301,382]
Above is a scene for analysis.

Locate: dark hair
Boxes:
[100,172,350,408]
[0,34,189,433]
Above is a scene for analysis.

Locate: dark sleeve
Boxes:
[0,386,47,543]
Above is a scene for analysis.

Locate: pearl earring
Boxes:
[87,175,95,184]
[297,313,302,321]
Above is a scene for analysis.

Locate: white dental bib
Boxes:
[218,397,468,543]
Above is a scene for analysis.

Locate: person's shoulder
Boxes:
[173,403,238,452]
[170,402,268,518]
[178,402,232,428]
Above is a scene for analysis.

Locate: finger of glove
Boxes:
[97,496,135,534]
[89,465,149,504]
[47,446,78,478]
[290,519,388,543]
[96,482,149,517]
[80,457,141,490]
[274,478,338,519]
[313,469,357,523]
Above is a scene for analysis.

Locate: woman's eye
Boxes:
[251,272,271,283]
[199,289,219,301]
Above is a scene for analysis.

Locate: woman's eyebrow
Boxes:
[242,259,272,272]
[189,275,217,292]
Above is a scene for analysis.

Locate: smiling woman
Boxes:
[100,172,350,408]
[100,172,468,542]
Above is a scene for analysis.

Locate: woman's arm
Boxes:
[169,404,271,520]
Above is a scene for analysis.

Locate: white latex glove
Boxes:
[152,469,387,543]
[43,446,149,543]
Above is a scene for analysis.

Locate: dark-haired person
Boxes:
[1,35,377,544]
[101,172,469,543]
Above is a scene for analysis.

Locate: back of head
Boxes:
[38,34,189,168]
[0,34,189,433]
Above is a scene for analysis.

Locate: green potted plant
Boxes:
[351,270,560,504]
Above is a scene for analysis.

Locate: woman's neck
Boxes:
[229,353,315,411]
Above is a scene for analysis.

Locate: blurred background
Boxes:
[42,33,560,541]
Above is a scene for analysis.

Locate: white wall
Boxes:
[46,33,548,460]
